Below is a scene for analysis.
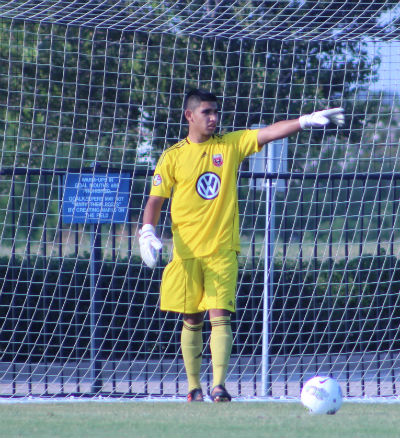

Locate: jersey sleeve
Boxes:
[224,129,261,163]
[149,150,175,198]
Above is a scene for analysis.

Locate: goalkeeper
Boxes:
[139,88,344,402]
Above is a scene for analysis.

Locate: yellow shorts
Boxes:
[160,249,238,314]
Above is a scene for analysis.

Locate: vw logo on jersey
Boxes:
[196,172,221,200]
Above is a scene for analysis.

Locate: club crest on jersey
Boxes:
[212,153,223,167]
[153,174,162,186]
[196,172,221,200]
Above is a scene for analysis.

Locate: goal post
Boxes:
[1,1,400,400]
[250,132,288,397]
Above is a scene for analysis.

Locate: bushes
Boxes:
[237,252,400,355]
[0,254,163,362]
[1,252,400,362]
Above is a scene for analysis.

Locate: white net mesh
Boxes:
[1,0,400,399]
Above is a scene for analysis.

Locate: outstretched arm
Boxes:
[257,119,301,147]
[256,108,345,147]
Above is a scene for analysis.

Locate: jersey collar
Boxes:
[185,135,215,146]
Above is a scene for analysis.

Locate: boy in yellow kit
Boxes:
[139,89,344,402]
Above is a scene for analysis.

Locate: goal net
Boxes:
[1,0,400,399]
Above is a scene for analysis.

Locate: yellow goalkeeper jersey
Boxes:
[150,129,260,259]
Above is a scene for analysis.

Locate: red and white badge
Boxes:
[212,153,223,167]
[153,174,162,186]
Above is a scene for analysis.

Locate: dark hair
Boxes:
[183,88,218,111]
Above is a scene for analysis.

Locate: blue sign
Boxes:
[62,173,130,224]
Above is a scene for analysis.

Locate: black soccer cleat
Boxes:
[210,385,232,402]
[187,388,204,402]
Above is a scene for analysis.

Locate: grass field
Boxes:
[2,401,400,438]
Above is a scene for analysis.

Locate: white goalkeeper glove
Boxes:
[139,224,162,269]
[299,108,345,129]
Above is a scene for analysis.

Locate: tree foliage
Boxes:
[0,0,393,243]
[0,13,381,169]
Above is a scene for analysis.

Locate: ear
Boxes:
[184,108,193,123]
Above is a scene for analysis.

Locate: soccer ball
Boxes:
[300,376,343,415]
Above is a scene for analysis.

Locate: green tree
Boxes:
[0,0,391,244]
[0,1,387,168]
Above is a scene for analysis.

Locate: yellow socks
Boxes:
[210,316,233,388]
[181,316,233,391]
[181,321,204,392]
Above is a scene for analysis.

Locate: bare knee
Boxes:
[209,309,231,319]
[183,312,205,325]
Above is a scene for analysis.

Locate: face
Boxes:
[185,101,219,139]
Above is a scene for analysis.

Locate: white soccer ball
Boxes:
[301,376,343,415]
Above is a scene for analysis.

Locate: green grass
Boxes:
[1,401,400,438]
